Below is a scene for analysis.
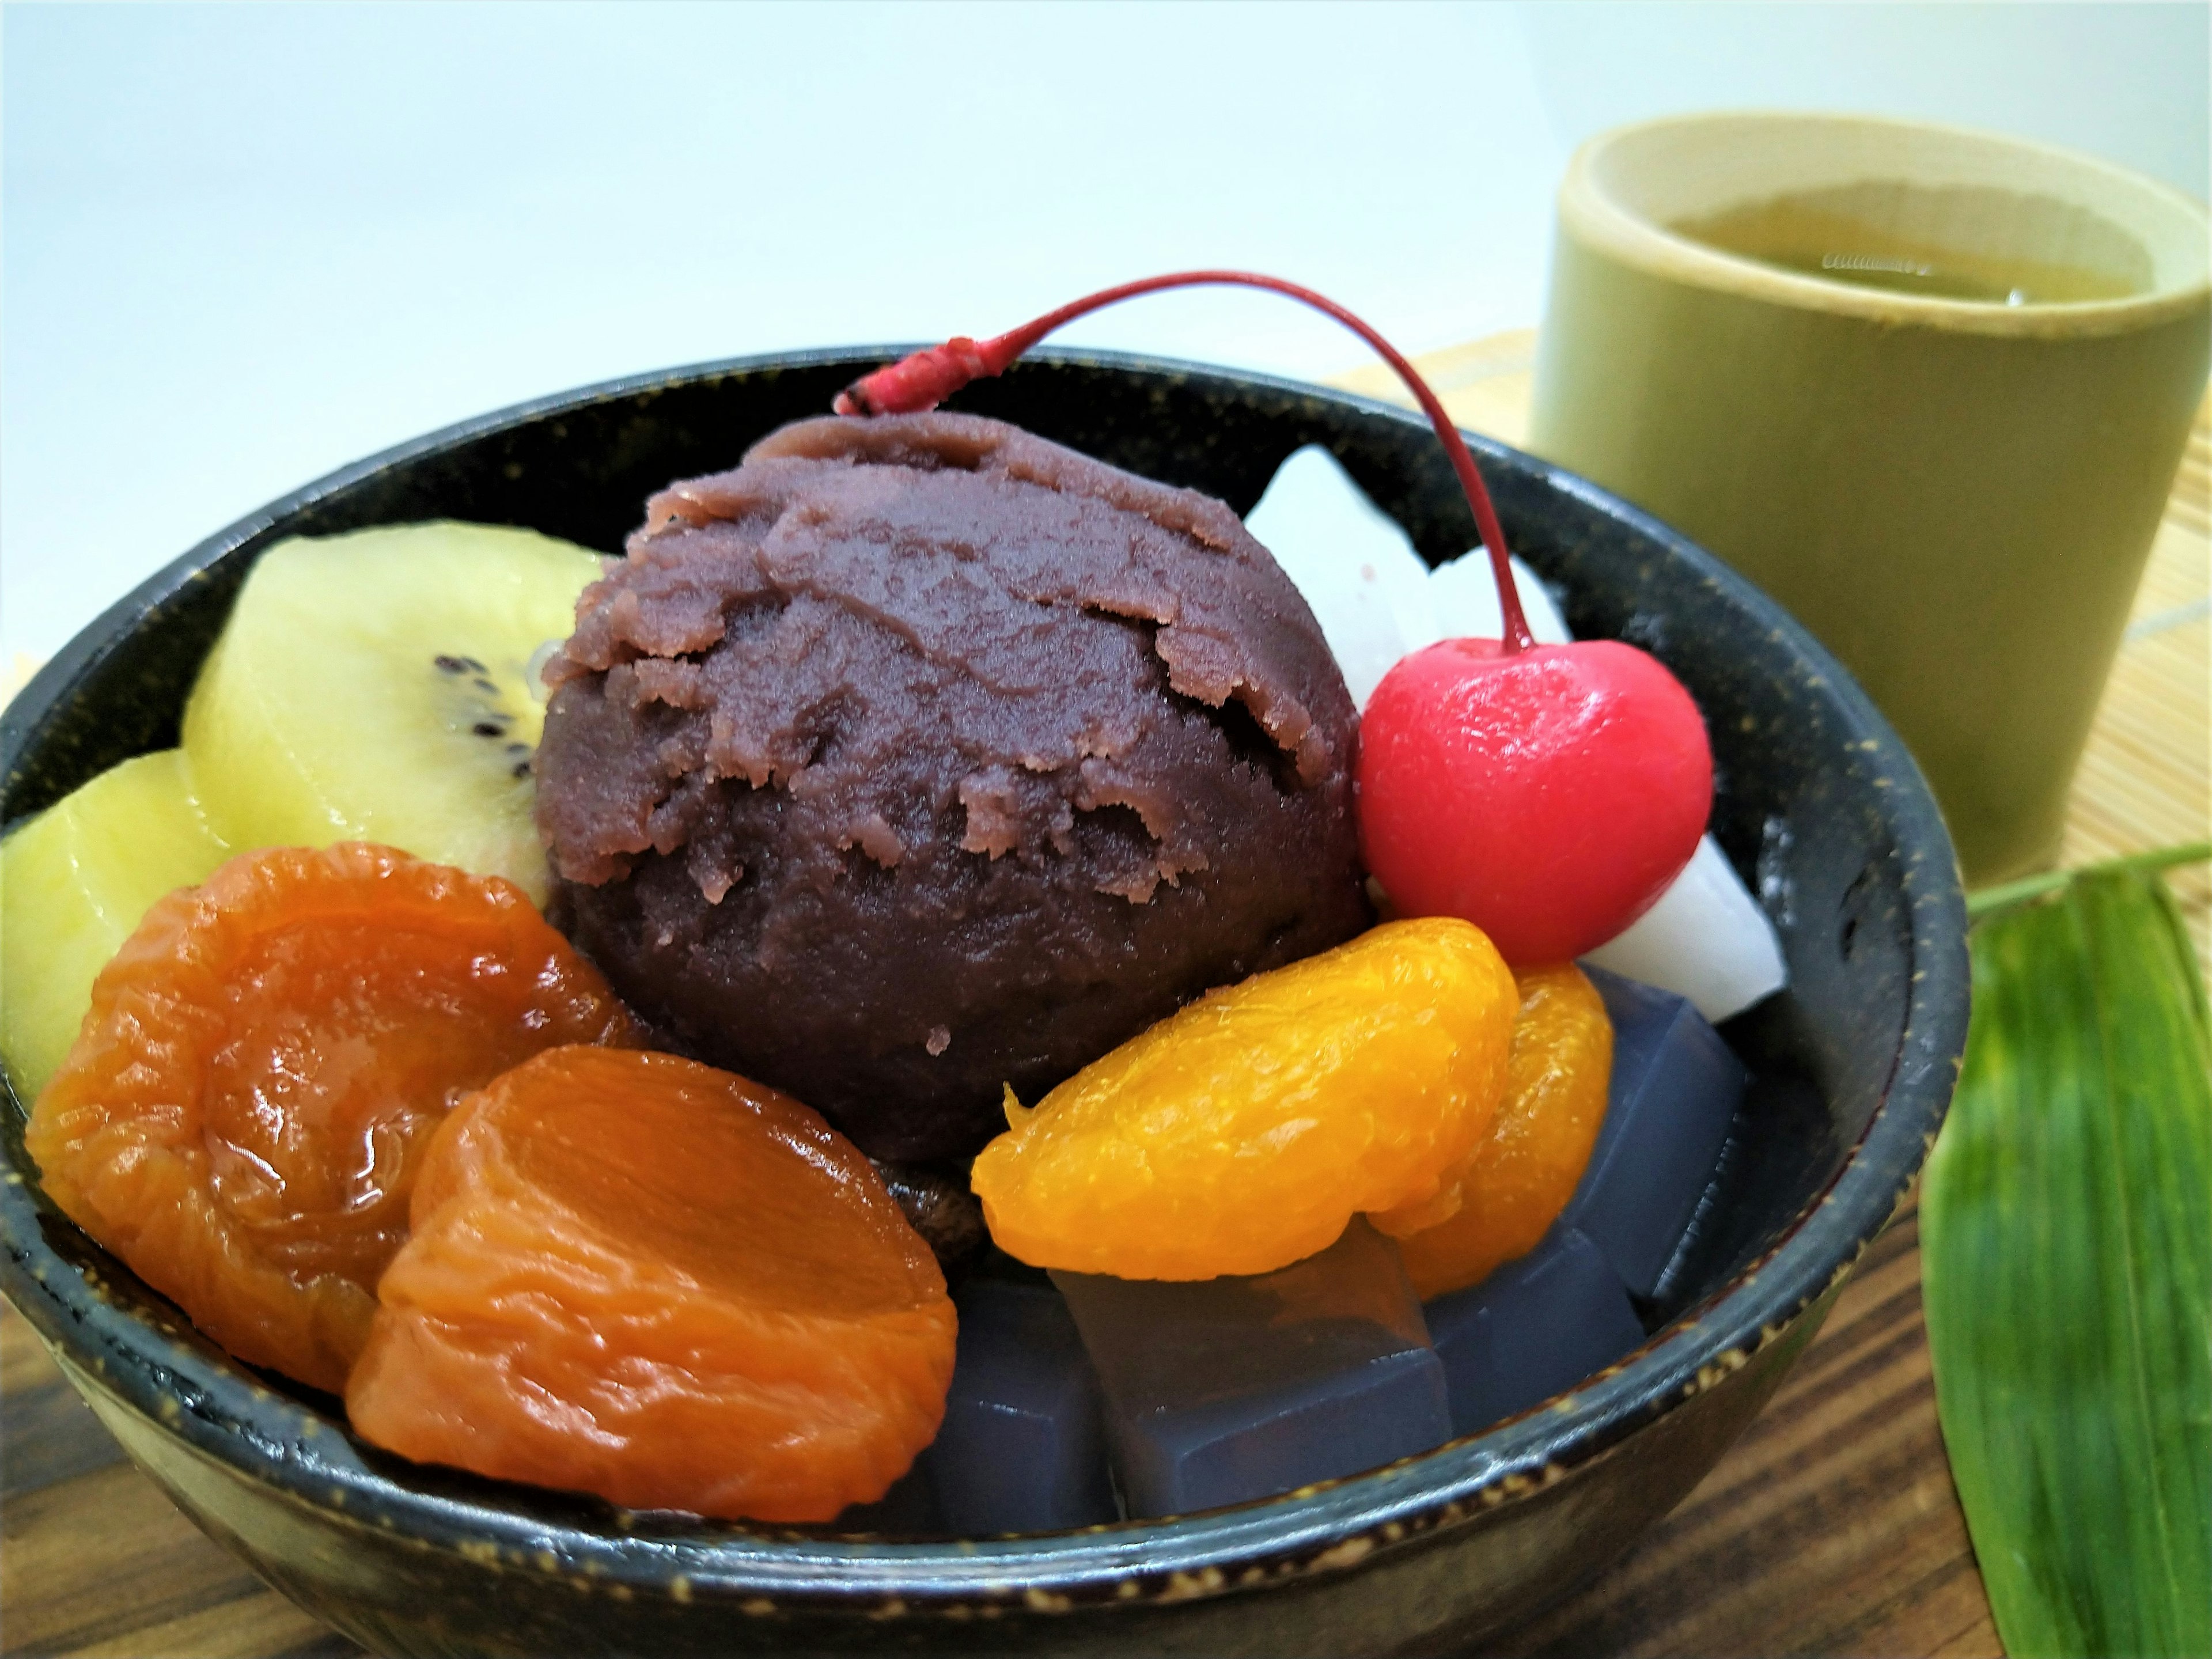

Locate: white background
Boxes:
[5,1,2206,671]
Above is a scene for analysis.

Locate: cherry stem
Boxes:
[834,270,1536,654]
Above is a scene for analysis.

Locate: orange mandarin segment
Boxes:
[346,1047,956,1523]
[1379,961,1613,1300]
[24,843,632,1394]
[970,918,1517,1281]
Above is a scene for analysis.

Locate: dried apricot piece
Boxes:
[346,1047,956,1522]
[1377,962,1612,1298]
[971,918,1517,1280]
[25,843,631,1393]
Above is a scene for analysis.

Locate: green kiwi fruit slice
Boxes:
[181,522,604,906]
[0,749,233,1097]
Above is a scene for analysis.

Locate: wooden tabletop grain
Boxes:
[4,340,2205,1659]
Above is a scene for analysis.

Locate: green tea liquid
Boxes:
[1675,183,2147,305]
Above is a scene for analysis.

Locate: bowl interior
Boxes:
[0,350,1964,1587]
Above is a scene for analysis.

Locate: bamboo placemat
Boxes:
[3,341,2205,1658]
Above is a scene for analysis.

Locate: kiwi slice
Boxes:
[0,749,233,1098]
[181,522,604,907]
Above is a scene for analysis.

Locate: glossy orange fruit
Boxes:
[25,843,631,1393]
[346,1047,956,1522]
[1378,961,1612,1299]
[971,918,1518,1280]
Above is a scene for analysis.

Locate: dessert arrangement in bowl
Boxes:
[0,274,1968,1658]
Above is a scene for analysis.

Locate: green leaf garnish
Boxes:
[1965,839,2211,920]
[1924,870,2210,1658]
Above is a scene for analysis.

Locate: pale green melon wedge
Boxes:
[181,522,604,906]
[0,749,233,1099]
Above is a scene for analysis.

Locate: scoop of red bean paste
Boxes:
[535,412,1370,1161]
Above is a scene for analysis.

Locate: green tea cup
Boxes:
[1528,112,2209,884]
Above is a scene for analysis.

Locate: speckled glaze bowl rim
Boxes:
[0,346,1969,1618]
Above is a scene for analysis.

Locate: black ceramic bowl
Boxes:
[0,350,1968,1658]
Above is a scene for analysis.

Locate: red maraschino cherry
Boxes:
[835,271,1713,964]
[1359,638,1710,963]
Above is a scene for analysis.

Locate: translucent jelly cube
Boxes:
[1565,965,1749,1298]
[1052,1218,1450,1518]
[1424,1224,1646,1435]
[925,1267,1118,1535]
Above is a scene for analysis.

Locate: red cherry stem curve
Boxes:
[833,270,1537,654]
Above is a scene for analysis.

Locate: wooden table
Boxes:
[5,340,2206,1658]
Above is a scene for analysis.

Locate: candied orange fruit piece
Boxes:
[1378,962,1613,1298]
[25,843,631,1393]
[346,1047,956,1522]
[971,917,1517,1280]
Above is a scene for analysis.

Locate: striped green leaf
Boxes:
[1925,871,2210,1658]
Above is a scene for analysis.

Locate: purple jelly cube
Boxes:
[1565,965,1748,1298]
[836,1461,943,1532]
[1052,1218,1450,1518]
[923,1271,1119,1535]
[1424,1224,1646,1435]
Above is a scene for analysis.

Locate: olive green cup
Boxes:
[1528,112,2210,884]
